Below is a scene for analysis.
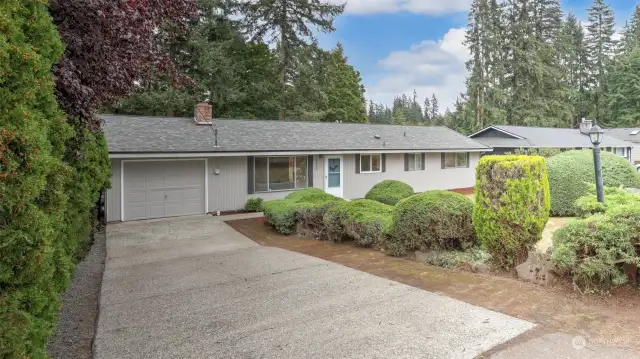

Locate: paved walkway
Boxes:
[95,214,534,359]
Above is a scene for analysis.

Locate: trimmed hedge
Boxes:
[262,189,342,235]
[553,205,640,293]
[546,150,640,216]
[323,199,393,246]
[0,2,111,357]
[575,186,640,217]
[383,190,476,257]
[473,155,550,269]
[364,180,414,205]
[244,198,264,212]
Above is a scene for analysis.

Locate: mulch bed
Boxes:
[47,228,106,359]
[227,217,640,354]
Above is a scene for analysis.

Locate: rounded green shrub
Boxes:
[383,190,476,257]
[244,198,264,212]
[546,150,640,216]
[552,204,640,293]
[575,186,640,217]
[323,199,393,246]
[473,155,550,269]
[263,189,342,235]
[364,180,414,205]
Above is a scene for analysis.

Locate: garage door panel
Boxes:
[123,160,206,221]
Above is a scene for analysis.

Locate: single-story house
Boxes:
[469,120,634,162]
[101,103,490,222]
[605,128,640,164]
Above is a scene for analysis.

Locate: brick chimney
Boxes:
[194,102,213,124]
[579,118,592,134]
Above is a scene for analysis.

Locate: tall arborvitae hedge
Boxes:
[0,1,109,357]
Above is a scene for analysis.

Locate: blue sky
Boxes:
[319,0,638,111]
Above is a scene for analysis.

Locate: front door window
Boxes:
[328,158,341,188]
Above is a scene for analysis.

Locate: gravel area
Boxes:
[47,228,106,359]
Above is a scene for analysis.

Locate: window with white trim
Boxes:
[255,156,308,192]
[360,154,381,173]
[444,152,468,168]
[408,153,422,171]
[614,147,626,157]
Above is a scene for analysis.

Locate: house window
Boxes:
[614,147,626,157]
[408,153,423,171]
[444,153,468,168]
[254,156,308,192]
[360,154,381,173]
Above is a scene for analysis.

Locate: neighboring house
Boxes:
[469,120,633,162]
[605,128,640,164]
[101,103,490,222]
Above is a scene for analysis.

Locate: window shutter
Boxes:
[307,155,314,187]
[247,156,255,194]
[441,153,445,169]
[421,153,426,170]
[404,154,409,171]
[382,154,387,172]
[355,154,361,174]
[466,153,470,168]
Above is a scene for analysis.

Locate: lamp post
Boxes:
[589,123,605,204]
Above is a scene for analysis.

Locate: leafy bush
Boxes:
[575,186,640,217]
[546,150,640,216]
[244,198,264,212]
[552,205,640,293]
[383,190,476,257]
[509,147,562,158]
[262,189,341,235]
[473,155,550,269]
[323,199,393,246]
[418,248,492,270]
[364,180,414,205]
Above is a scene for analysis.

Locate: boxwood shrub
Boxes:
[262,188,342,235]
[383,190,476,257]
[552,205,640,293]
[244,198,264,212]
[323,199,393,246]
[575,186,640,217]
[364,180,414,205]
[473,155,550,269]
[546,150,640,216]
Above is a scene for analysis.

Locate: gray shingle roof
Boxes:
[100,115,490,153]
[471,125,633,148]
[605,128,640,143]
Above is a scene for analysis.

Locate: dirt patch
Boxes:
[47,228,106,359]
[227,217,640,354]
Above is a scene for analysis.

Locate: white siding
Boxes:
[343,153,479,199]
[630,147,640,165]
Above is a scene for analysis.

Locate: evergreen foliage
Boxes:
[323,199,393,246]
[262,188,342,235]
[384,191,476,257]
[473,155,550,269]
[364,180,414,206]
[546,150,640,216]
[244,198,264,212]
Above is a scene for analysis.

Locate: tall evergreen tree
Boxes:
[561,13,590,123]
[430,94,440,121]
[240,0,344,120]
[619,5,640,54]
[585,0,616,122]
[423,96,432,123]
[321,43,367,123]
[607,47,640,126]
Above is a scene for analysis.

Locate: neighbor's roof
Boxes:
[605,128,640,143]
[469,125,633,148]
[100,115,490,154]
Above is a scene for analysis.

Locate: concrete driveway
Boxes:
[95,215,534,359]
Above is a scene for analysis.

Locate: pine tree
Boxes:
[430,94,440,121]
[585,0,616,122]
[241,0,344,120]
[321,43,367,123]
[561,13,590,123]
[423,96,432,123]
[607,47,640,126]
[619,5,640,54]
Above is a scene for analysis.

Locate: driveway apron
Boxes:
[94,214,534,359]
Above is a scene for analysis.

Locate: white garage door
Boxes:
[123,160,206,221]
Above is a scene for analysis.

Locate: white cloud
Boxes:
[329,0,472,15]
[366,28,469,112]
